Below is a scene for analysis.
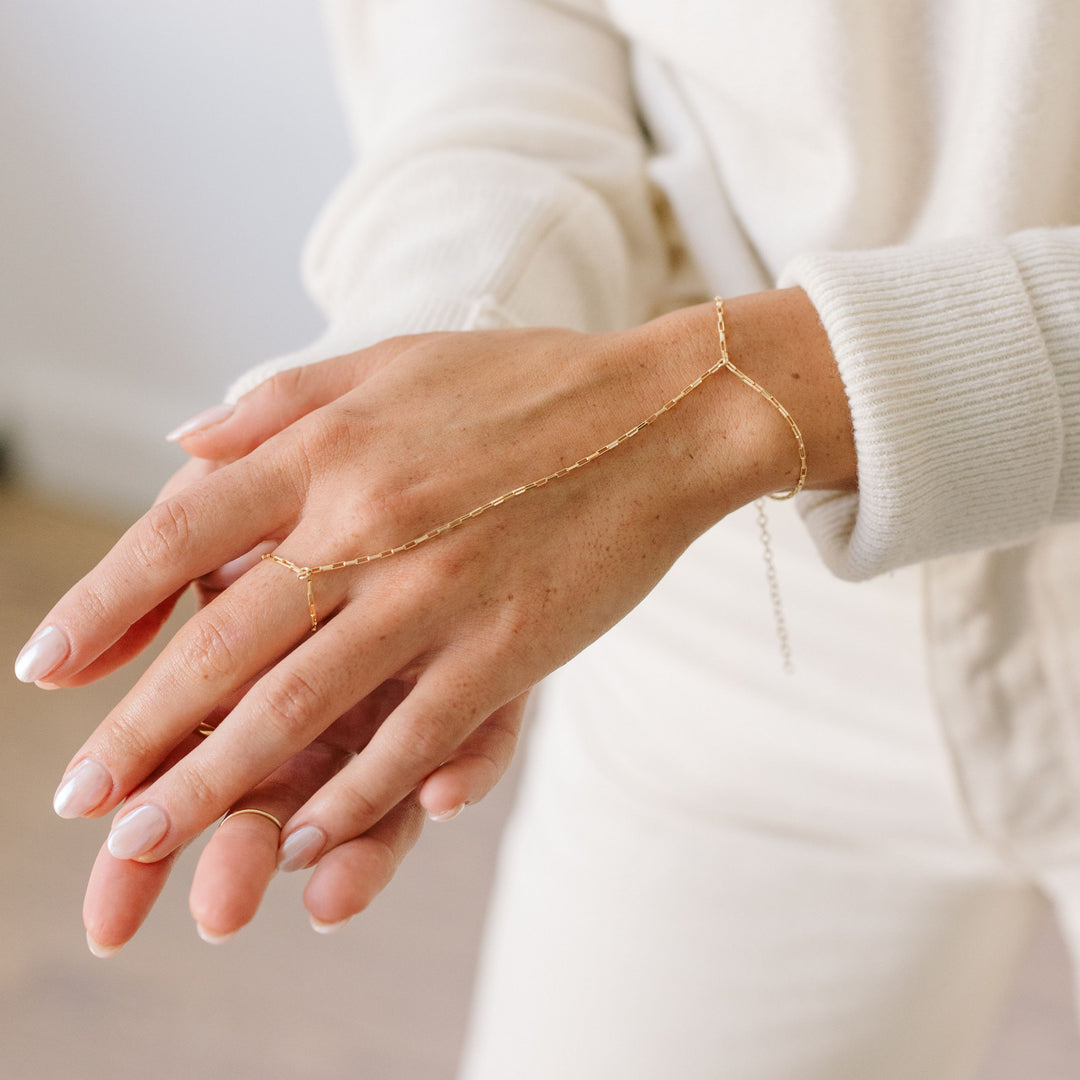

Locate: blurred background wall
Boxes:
[0,0,348,511]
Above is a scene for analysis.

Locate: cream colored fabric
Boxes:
[228,0,1080,591]
[223,6,1080,1073]
[782,230,1080,580]
[459,518,1049,1079]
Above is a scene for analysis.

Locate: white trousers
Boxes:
[458,500,1080,1079]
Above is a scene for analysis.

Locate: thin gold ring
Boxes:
[196,722,217,738]
[221,808,284,830]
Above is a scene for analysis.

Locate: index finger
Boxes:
[34,460,217,690]
[14,452,298,687]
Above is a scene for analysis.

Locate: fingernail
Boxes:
[428,803,466,823]
[278,825,326,872]
[14,625,69,683]
[310,916,350,935]
[166,403,234,442]
[53,758,112,819]
[86,931,122,959]
[196,924,237,945]
[107,804,169,860]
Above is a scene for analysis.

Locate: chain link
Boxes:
[754,498,795,674]
[265,297,806,671]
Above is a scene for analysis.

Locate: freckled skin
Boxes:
[67,289,854,945]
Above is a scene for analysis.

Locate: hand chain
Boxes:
[263,298,805,670]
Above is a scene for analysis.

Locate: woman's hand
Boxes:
[77,380,528,953]
[22,290,853,905]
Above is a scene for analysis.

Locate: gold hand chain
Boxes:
[263,298,805,670]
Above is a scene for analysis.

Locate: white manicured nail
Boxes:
[278,825,326,872]
[196,924,237,945]
[310,916,350,935]
[428,803,465,822]
[86,932,122,958]
[108,804,169,860]
[166,403,234,442]
[14,625,69,683]
[53,758,111,819]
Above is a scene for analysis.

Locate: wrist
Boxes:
[630,289,856,532]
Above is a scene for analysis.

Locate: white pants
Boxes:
[458,501,1079,1079]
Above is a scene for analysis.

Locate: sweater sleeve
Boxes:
[779,227,1080,581]
[226,0,667,402]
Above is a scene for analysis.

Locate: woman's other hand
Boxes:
[82,692,526,954]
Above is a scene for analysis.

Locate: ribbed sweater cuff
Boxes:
[780,234,1067,581]
[1006,228,1080,524]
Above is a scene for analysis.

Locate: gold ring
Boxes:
[196,722,217,738]
[221,808,284,830]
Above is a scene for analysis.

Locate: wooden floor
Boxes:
[1,485,1078,1079]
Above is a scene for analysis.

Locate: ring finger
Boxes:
[102,593,427,863]
[53,556,338,824]
[189,737,354,942]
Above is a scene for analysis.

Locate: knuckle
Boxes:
[132,499,192,568]
[361,480,414,526]
[332,480,420,558]
[102,709,157,764]
[179,618,238,681]
[333,783,382,830]
[297,411,346,463]
[74,582,115,633]
[388,716,456,772]
[282,413,347,498]
[266,365,309,405]
[175,762,221,816]
[259,670,324,739]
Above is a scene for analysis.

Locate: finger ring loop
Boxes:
[196,722,217,738]
[262,553,321,632]
[221,808,284,830]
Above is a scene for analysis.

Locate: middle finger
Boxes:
[100,598,425,863]
[52,558,319,823]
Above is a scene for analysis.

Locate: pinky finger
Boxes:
[302,798,427,932]
[417,694,527,823]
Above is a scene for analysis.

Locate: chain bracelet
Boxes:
[264,297,806,671]
[712,298,806,672]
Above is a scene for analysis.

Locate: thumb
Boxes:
[166,337,416,461]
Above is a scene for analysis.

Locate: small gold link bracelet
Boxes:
[263,297,805,670]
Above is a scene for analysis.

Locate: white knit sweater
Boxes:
[229,0,1080,583]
